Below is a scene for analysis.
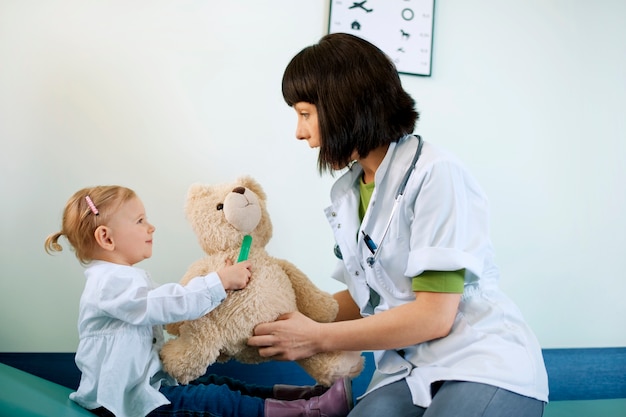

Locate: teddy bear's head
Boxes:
[185,176,273,255]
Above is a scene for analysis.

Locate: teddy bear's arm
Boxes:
[165,320,184,336]
[178,258,214,286]
[273,257,338,323]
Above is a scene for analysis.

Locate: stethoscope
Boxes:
[334,135,424,267]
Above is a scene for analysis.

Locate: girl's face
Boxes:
[104,197,155,266]
[293,102,320,148]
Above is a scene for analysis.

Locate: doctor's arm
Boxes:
[248,290,461,361]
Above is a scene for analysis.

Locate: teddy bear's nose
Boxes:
[232,187,246,194]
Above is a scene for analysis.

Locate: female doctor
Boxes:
[248,33,548,417]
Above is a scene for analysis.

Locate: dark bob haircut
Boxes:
[282,33,419,173]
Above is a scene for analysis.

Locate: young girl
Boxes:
[45,185,352,417]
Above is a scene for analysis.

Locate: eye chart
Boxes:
[328,0,435,76]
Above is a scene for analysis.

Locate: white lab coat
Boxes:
[70,261,227,417]
[325,135,548,407]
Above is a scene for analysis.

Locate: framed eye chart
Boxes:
[328,0,435,76]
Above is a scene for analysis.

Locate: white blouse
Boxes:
[70,260,226,417]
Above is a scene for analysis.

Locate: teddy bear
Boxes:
[159,176,364,385]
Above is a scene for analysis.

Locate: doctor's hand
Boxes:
[247,311,322,361]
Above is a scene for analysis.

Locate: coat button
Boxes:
[153,338,157,344]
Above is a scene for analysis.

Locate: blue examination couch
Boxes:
[1,348,624,416]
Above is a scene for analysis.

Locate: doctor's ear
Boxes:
[94,225,115,251]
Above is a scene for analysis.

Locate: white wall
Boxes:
[1,0,624,352]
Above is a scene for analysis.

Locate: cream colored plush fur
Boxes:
[160,176,364,385]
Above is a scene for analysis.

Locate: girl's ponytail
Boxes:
[44,231,64,254]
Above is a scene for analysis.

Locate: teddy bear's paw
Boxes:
[341,351,365,378]
[324,351,365,385]
[168,368,205,385]
[161,357,208,385]
[297,350,365,387]
[160,338,216,385]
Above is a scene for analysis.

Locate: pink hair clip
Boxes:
[85,196,99,216]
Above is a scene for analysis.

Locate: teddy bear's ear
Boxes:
[236,176,266,200]
[187,183,206,196]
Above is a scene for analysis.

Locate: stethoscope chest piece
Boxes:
[333,244,343,260]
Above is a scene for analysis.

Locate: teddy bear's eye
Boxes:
[216,203,224,211]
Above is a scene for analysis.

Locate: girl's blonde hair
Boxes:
[45,185,137,264]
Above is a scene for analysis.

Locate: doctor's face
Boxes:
[293,102,320,148]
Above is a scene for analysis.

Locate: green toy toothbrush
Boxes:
[237,235,252,262]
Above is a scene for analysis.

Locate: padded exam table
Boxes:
[0,362,93,416]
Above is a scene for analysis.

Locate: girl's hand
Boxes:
[217,259,252,291]
[247,311,322,361]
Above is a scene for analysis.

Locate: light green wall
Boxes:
[1,0,625,352]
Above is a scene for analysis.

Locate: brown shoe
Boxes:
[265,378,353,417]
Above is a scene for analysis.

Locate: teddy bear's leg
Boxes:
[159,321,223,384]
[296,351,365,387]
[275,258,339,323]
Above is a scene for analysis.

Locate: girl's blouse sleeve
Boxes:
[98,271,226,326]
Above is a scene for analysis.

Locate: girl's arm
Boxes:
[99,272,227,326]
